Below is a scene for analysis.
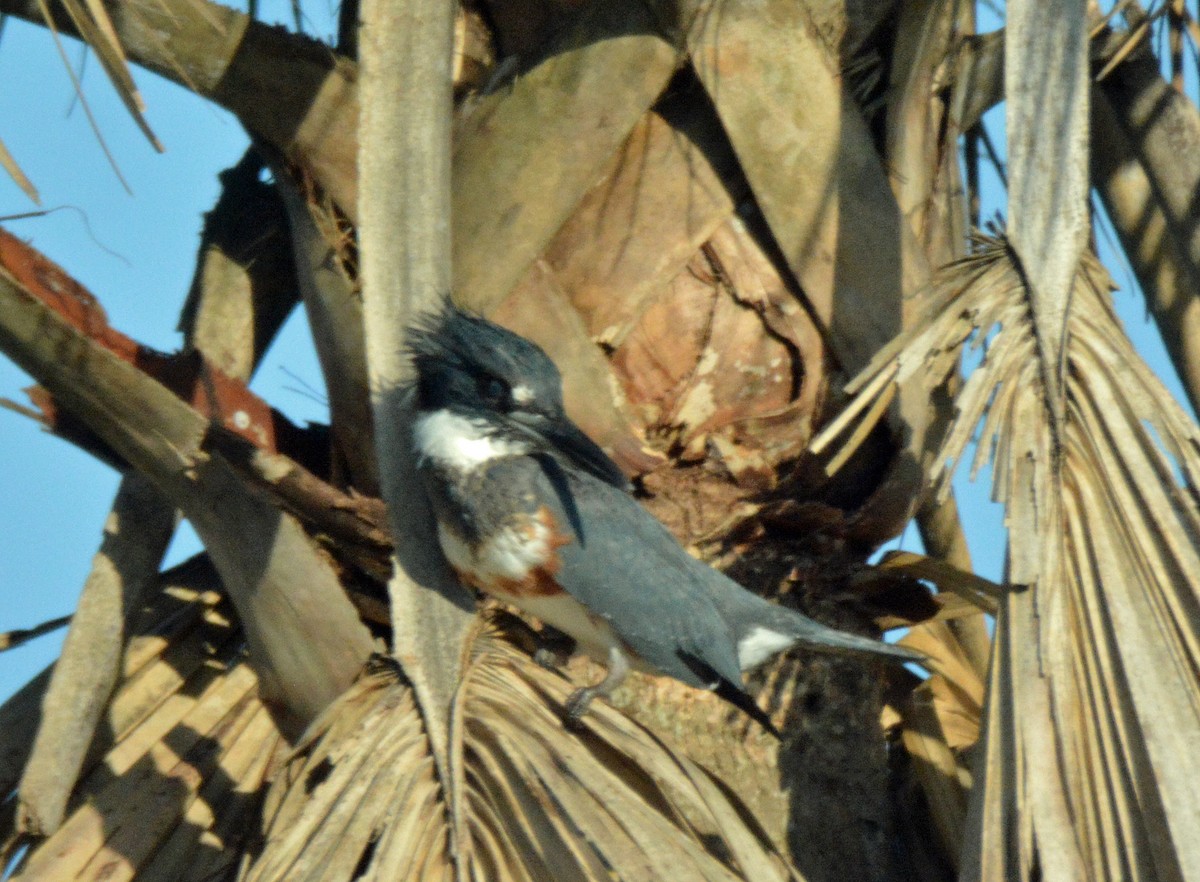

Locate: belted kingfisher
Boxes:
[408,305,922,734]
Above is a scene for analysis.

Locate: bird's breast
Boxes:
[437,508,622,662]
[436,506,571,598]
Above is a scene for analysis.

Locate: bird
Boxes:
[407,303,923,735]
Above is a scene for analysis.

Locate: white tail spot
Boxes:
[737,626,795,670]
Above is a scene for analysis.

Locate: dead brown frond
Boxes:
[243,616,801,882]
[817,237,1200,879]
[876,550,1001,616]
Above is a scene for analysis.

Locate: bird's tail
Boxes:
[787,617,924,665]
[735,602,924,670]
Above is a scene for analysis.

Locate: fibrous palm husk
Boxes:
[814,238,1200,880]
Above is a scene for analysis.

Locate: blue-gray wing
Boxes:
[526,459,746,691]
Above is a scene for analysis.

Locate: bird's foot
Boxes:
[563,687,597,731]
[562,645,631,731]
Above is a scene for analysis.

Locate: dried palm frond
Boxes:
[22,0,165,196]
[3,558,286,881]
[17,474,176,839]
[1093,25,1200,417]
[243,614,800,882]
[50,0,162,150]
[0,616,70,652]
[0,134,39,203]
[880,559,988,877]
[815,238,1200,879]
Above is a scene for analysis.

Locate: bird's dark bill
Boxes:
[540,420,630,490]
[507,411,629,490]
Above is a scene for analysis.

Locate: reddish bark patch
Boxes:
[0,230,281,451]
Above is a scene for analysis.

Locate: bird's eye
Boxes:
[478,375,511,409]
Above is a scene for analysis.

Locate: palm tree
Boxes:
[1,1,1198,880]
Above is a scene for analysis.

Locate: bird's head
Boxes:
[407,304,629,489]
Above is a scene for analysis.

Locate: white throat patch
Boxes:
[414,409,529,471]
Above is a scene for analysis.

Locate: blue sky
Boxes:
[0,6,1194,704]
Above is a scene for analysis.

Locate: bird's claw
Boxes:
[563,687,596,731]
